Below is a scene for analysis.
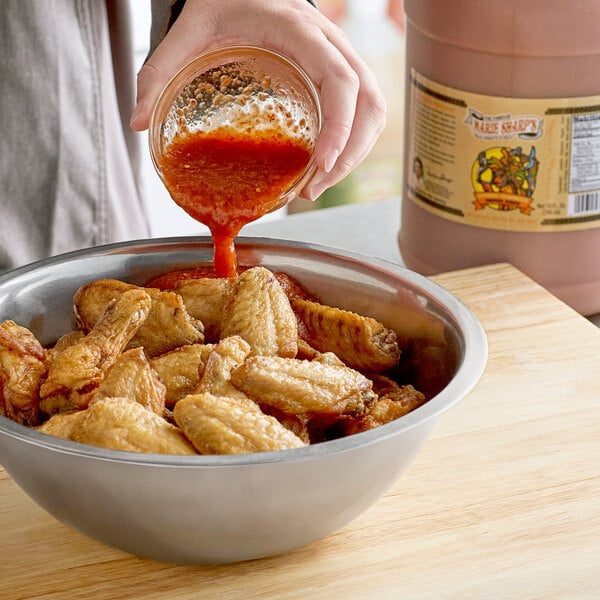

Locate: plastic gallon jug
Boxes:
[399,0,600,315]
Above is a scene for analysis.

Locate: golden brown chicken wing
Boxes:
[0,320,46,426]
[74,278,204,356]
[370,374,427,416]
[295,339,347,367]
[150,343,214,407]
[295,338,321,361]
[220,267,298,358]
[291,297,400,372]
[145,266,219,290]
[175,277,233,342]
[259,404,311,444]
[47,330,85,358]
[93,347,166,415]
[312,350,347,368]
[231,356,376,416]
[196,335,252,400]
[70,397,197,454]
[335,375,427,436]
[39,289,152,415]
[173,393,305,454]
[37,409,87,439]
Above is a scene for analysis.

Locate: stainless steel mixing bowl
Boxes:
[0,238,487,564]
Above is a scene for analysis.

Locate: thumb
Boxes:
[129,25,208,131]
[129,61,166,131]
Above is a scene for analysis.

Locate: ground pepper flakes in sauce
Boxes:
[158,126,312,278]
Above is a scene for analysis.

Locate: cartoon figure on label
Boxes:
[472,146,538,214]
[413,156,424,182]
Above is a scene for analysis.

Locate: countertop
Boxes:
[246,197,406,265]
[2,200,600,598]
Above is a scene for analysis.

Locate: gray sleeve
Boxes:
[149,0,318,56]
[149,0,182,55]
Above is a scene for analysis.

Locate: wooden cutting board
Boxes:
[1,263,599,599]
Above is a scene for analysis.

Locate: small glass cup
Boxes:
[149,45,322,214]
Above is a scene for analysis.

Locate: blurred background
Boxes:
[132,0,406,236]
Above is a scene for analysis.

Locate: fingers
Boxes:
[129,62,162,131]
[299,39,387,200]
[130,0,387,202]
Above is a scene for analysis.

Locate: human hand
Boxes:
[130,0,386,201]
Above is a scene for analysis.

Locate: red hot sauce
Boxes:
[158,126,312,278]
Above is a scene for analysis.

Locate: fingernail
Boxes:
[129,102,144,129]
[305,178,328,201]
[324,149,339,173]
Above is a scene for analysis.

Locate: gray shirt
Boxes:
[0,0,317,272]
[0,0,170,271]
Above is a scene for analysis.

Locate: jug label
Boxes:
[406,70,600,232]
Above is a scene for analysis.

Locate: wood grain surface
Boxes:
[1,263,599,599]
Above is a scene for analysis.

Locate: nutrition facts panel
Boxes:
[568,113,600,216]
[569,113,600,191]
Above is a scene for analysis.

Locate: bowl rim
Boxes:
[0,236,488,467]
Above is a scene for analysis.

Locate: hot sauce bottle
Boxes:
[150,46,321,278]
[399,0,600,315]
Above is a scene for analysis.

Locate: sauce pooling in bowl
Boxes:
[159,126,313,278]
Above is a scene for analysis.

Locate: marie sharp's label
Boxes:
[406,70,600,232]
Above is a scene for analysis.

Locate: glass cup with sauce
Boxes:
[149,45,322,277]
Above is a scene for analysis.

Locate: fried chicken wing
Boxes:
[231,356,375,416]
[145,266,220,290]
[93,347,166,415]
[295,341,350,372]
[39,289,151,415]
[74,278,204,356]
[173,393,305,454]
[176,277,233,342]
[312,350,347,368]
[46,330,85,364]
[295,338,320,361]
[291,297,400,372]
[0,320,45,361]
[259,404,311,444]
[37,409,87,439]
[69,397,197,454]
[150,343,214,407]
[221,267,298,358]
[0,320,46,426]
[196,336,252,400]
[370,374,427,416]
[335,376,427,436]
